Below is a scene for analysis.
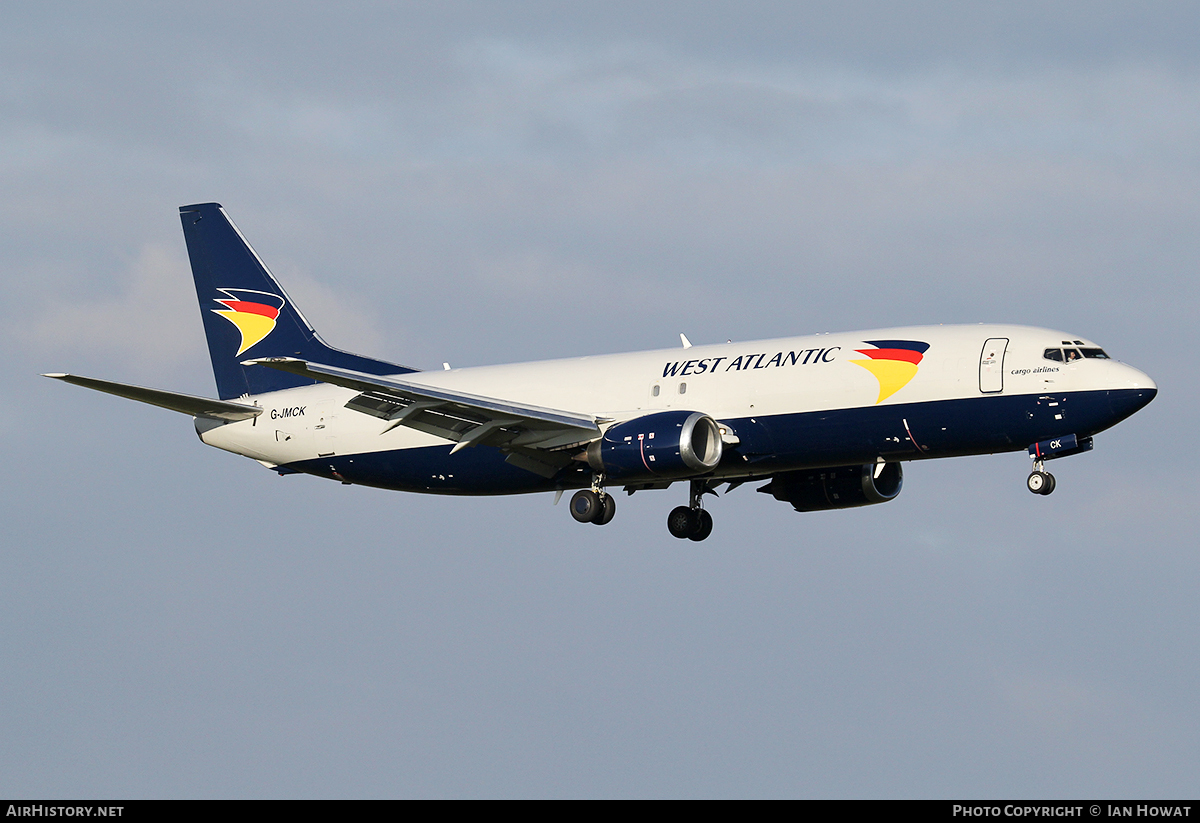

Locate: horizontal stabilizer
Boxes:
[43,373,262,421]
[246,357,599,451]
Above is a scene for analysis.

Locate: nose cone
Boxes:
[1108,363,1156,423]
[1117,363,1157,392]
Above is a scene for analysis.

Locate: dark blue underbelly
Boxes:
[284,388,1155,494]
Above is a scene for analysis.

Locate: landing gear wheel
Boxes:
[667,506,697,539]
[570,490,603,523]
[667,506,713,540]
[1027,471,1049,495]
[593,493,617,525]
[688,509,713,542]
[1039,472,1056,496]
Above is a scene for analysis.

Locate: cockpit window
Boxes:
[1045,346,1109,362]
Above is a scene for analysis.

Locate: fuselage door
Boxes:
[310,401,337,456]
[979,338,1009,393]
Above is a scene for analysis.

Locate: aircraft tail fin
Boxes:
[179,203,416,400]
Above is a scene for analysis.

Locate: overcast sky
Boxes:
[2,2,1197,798]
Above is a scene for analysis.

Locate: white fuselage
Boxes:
[197,324,1155,494]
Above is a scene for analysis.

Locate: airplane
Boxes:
[45,203,1157,540]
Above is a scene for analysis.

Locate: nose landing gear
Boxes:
[1027,459,1056,496]
[1025,434,1092,496]
[667,479,716,541]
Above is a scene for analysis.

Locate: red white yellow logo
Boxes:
[212,289,286,356]
[850,340,930,403]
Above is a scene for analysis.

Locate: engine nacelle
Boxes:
[586,410,724,481]
[759,462,903,512]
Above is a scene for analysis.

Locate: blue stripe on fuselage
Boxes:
[282,388,1156,495]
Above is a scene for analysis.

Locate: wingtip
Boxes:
[42,372,68,378]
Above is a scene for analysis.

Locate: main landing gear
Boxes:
[570,483,616,526]
[1026,459,1056,496]
[567,476,717,539]
[667,479,715,541]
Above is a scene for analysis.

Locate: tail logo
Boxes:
[212,289,286,356]
[850,340,930,403]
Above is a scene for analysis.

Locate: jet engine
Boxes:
[758,462,903,512]
[586,410,724,481]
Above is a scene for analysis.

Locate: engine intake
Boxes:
[587,410,724,481]
[759,462,903,512]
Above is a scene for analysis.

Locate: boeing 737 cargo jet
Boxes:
[46,203,1157,540]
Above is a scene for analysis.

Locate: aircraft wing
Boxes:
[247,358,602,473]
[43,373,263,421]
